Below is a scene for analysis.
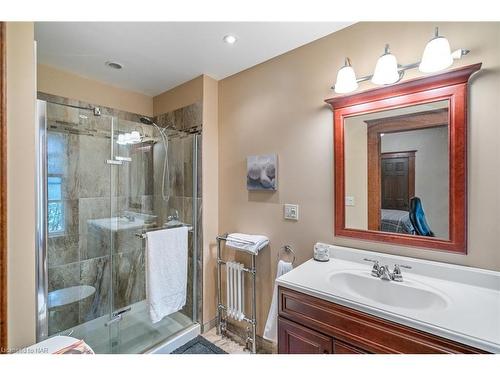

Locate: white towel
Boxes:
[145,227,188,324]
[226,233,269,254]
[263,260,294,342]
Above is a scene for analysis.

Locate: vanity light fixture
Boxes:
[419,27,454,73]
[371,44,402,85]
[334,58,358,94]
[331,27,470,94]
[223,34,237,45]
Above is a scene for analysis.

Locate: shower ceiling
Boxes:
[34,22,353,96]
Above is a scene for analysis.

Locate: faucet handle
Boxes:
[392,264,411,282]
[364,258,380,277]
[398,264,412,269]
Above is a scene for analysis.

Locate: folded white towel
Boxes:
[146,227,188,324]
[263,260,294,343]
[226,233,269,254]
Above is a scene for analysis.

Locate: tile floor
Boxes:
[202,328,250,354]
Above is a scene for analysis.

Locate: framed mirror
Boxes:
[326,64,481,253]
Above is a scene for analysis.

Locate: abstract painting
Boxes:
[247,154,278,191]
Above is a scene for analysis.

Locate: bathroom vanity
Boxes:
[276,245,500,354]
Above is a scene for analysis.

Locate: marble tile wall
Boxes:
[153,102,203,322]
[43,96,203,335]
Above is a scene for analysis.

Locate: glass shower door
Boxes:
[38,100,116,353]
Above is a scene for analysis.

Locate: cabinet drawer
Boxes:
[278,287,486,354]
[334,340,367,354]
[278,317,333,354]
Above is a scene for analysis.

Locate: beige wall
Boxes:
[153,76,204,115]
[37,64,153,116]
[218,22,500,336]
[344,117,367,230]
[201,75,219,324]
[6,22,37,349]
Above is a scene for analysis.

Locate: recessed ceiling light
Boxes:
[105,61,123,70]
[222,34,237,45]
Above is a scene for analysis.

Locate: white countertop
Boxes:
[277,244,500,353]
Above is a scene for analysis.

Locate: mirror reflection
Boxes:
[344,100,449,239]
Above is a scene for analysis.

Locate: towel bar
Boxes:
[216,233,259,354]
[135,224,193,239]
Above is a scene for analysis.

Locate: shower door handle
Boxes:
[113,307,132,317]
[106,159,123,165]
[115,156,132,162]
[105,307,132,326]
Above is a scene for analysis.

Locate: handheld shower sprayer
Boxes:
[139,117,170,202]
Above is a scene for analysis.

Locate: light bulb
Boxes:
[130,131,141,144]
[117,134,126,145]
[419,27,453,73]
[371,45,400,85]
[334,58,358,94]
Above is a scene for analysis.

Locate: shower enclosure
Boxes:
[36,99,202,353]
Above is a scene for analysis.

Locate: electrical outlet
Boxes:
[345,196,355,206]
[284,204,299,221]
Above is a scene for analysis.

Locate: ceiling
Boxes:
[35,22,353,96]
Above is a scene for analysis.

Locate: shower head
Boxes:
[139,116,175,130]
[139,116,154,125]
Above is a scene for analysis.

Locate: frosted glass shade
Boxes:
[334,65,358,94]
[371,53,400,85]
[419,36,453,73]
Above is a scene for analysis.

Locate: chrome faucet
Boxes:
[167,209,180,222]
[364,258,411,282]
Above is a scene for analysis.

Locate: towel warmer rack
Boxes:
[216,233,259,353]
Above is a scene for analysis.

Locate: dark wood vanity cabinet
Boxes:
[278,287,487,354]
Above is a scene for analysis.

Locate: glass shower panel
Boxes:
[43,101,115,352]
[108,119,198,353]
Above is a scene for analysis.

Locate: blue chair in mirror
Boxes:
[409,197,435,237]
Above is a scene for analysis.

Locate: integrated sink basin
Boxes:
[328,271,448,310]
[276,243,500,353]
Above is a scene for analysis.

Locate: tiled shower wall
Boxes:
[40,93,203,335]
[154,102,203,320]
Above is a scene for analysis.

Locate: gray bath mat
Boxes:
[171,336,227,354]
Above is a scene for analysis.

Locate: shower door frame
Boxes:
[35,100,48,341]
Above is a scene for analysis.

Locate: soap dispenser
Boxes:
[313,243,330,262]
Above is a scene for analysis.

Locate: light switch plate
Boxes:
[345,196,355,206]
[284,204,299,221]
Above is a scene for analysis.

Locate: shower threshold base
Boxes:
[147,323,201,354]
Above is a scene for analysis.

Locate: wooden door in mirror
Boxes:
[325,63,481,253]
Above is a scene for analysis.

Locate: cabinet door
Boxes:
[278,317,332,354]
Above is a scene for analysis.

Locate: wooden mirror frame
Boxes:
[326,63,482,254]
